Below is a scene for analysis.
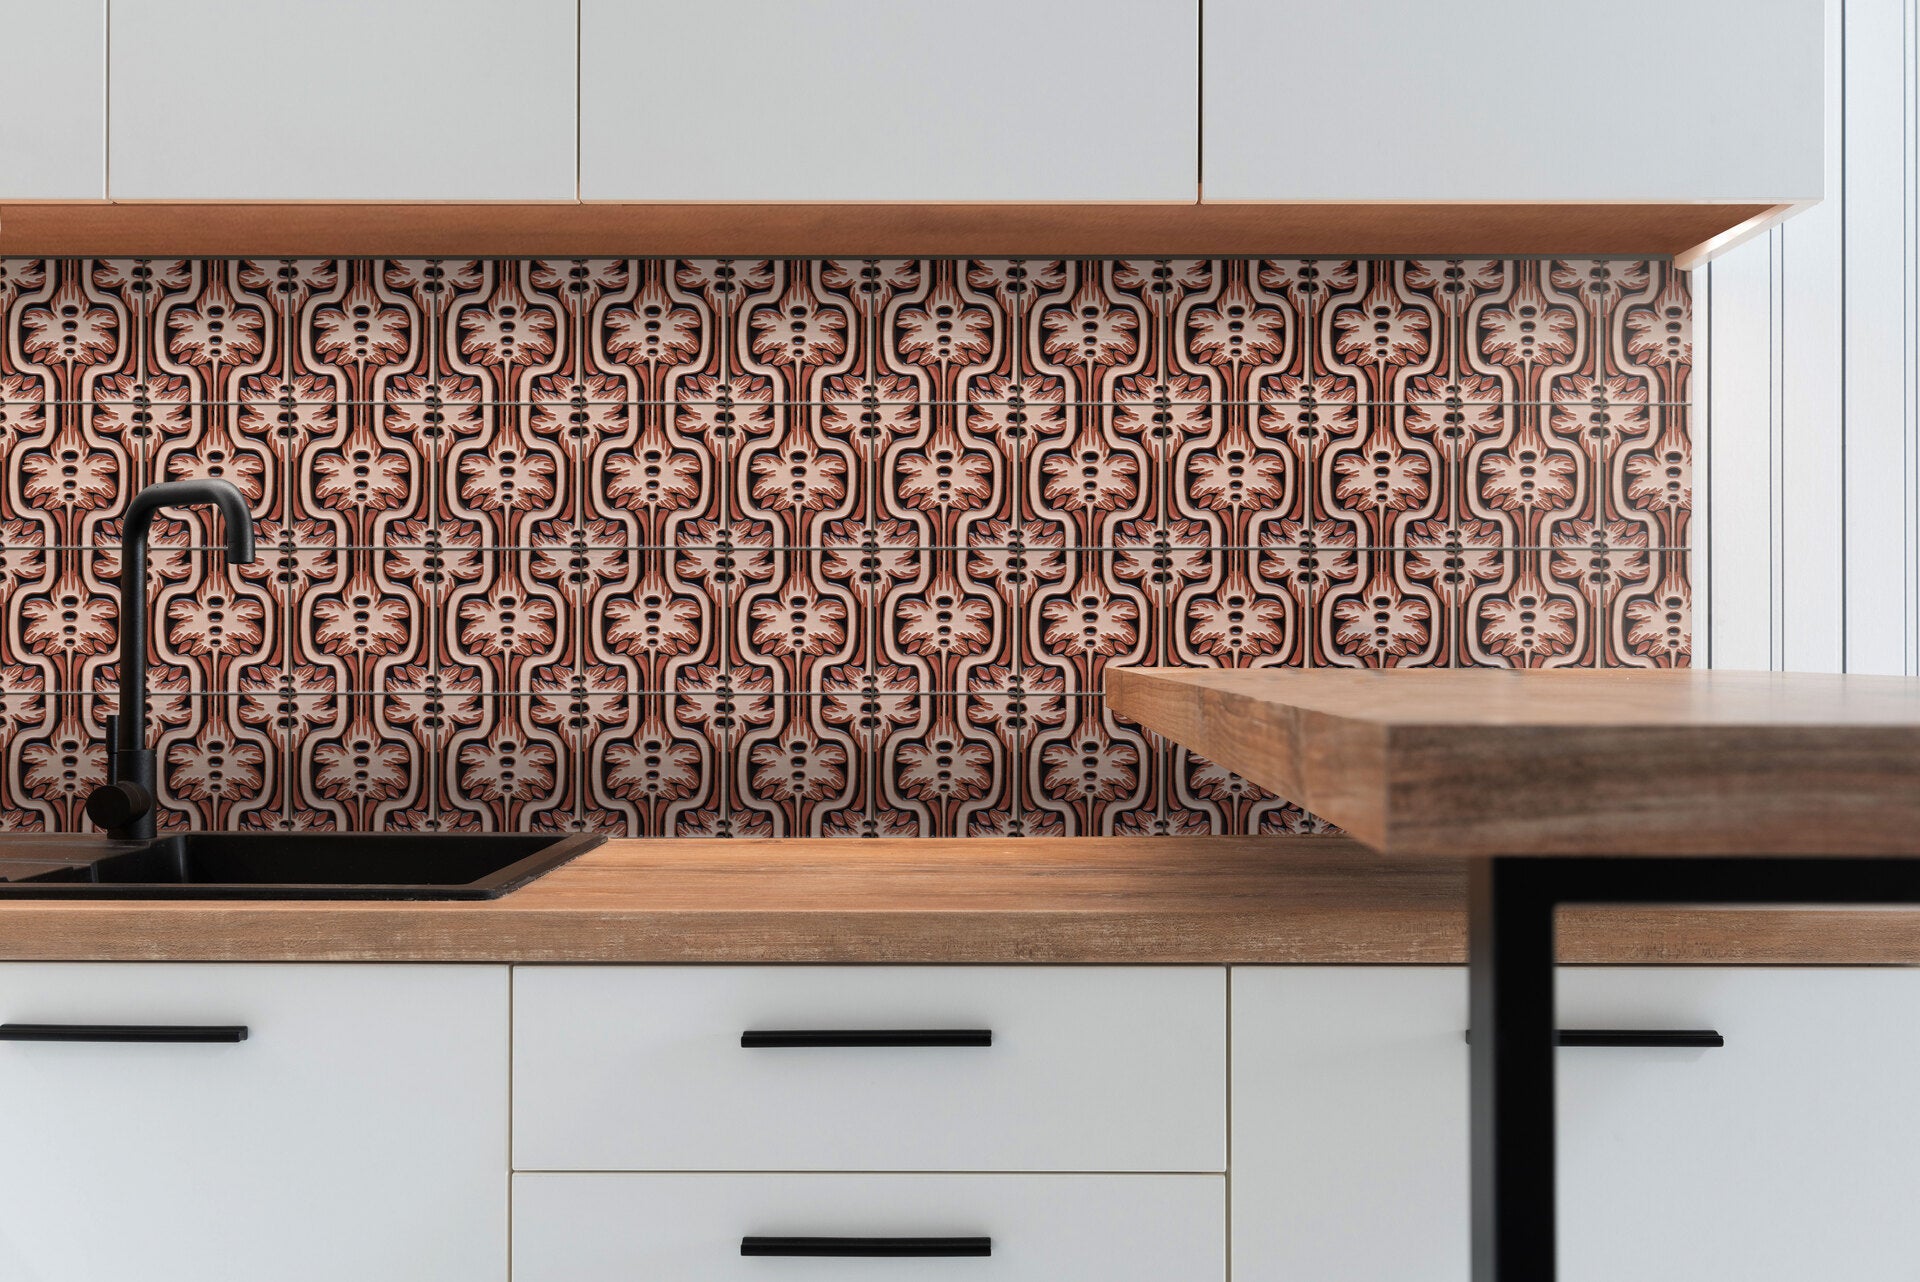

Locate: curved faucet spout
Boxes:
[125,479,257,564]
[91,479,257,839]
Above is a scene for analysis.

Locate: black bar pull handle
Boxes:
[1464,1028,1723,1048]
[741,1236,992,1257]
[741,1029,991,1048]
[0,1023,249,1044]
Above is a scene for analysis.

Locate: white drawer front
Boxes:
[513,966,1225,1172]
[0,963,507,1282]
[1231,967,1920,1282]
[513,1173,1224,1281]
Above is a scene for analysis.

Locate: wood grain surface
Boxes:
[0,200,1780,260]
[1,835,1916,965]
[1107,668,1920,858]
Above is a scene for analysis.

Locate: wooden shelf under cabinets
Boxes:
[0,200,1794,265]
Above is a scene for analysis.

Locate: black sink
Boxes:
[0,831,603,900]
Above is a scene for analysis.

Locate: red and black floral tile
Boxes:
[0,257,1691,834]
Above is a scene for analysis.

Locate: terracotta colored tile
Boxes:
[442,549,575,696]
[1313,549,1449,668]
[289,547,431,694]
[1608,546,1694,669]
[1028,702,1151,836]
[878,701,1005,838]
[1461,548,1596,669]
[153,693,281,831]
[436,696,572,832]
[732,703,855,837]
[582,694,713,836]
[0,257,1692,836]
[881,547,1011,689]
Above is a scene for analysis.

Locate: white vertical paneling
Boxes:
[1780,0,1849,672]
[1706,235,1783,669]
[1844,0,1916,674]
[1706,0,1920,674]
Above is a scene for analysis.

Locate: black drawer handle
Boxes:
[742,1236,992,1257]
[0,1023,249,1044]
[741,1029,992,1048]
[1464,1029,1723,1048]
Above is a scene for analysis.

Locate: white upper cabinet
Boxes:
[108,0,576,200]
[0,0,106,198]
[1204,0,1825,203]
[580,0,1200,201]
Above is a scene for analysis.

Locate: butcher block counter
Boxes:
[0,834,1914,965]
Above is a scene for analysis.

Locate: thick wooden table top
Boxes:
[3,834,1912,964]
[1107,668,1920,858]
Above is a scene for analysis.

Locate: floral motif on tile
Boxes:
[0,258,1690,835]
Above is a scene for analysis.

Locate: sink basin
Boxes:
[0,832,603,900]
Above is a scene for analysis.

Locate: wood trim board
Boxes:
[0,200,1785,261]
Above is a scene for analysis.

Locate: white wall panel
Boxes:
[1842,0,1919,673]
[1704,233,1782,668]
[1780,0,1849,673]
[1706,0,1920,674]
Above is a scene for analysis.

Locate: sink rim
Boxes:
[0,831,605,900]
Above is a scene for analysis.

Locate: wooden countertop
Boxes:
[1108,668,1920,857]
[1,835,1916,965]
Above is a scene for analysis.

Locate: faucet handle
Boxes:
[103,712,120,753]
[86,781,154,834]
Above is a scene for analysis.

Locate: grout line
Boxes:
[0,543,1700,554]
[3,398,1704,410]
[0,688,1610,701]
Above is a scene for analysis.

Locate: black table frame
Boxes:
[1469,854,1920,1281]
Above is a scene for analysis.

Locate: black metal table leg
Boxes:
[1469,857,1557,1282]
[1468,853,1920,1282]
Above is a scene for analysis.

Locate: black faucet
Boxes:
[85,480,257,840]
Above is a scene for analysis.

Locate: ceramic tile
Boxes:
[0,258,1691,836]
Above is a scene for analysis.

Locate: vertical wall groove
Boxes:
[1710,0,1920,675]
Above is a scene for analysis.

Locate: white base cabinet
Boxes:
[1231,967,1920,1282]
[513,965,1225,1173]
[514,1172,1224,1282]
[0,964,508,1282]
[7,959,1917,1281]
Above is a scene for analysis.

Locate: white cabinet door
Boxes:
[1204,0,1824,203]
[514,965,1225,1172]
[580,0,1198,201]
[108,0,575,199]
[514,1173,1225,1282]
[0,963,508,1282]
[1231,967,1920,1282]
[0,0,106,198]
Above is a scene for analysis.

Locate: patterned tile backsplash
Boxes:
[0,257,1690,836]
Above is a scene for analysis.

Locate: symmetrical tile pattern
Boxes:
[0,257,1691,835]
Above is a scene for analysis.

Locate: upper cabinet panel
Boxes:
[109,0,576,200]
[581,0,1200,201]
[1204,0,1824,203]
[0,0,106,199]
